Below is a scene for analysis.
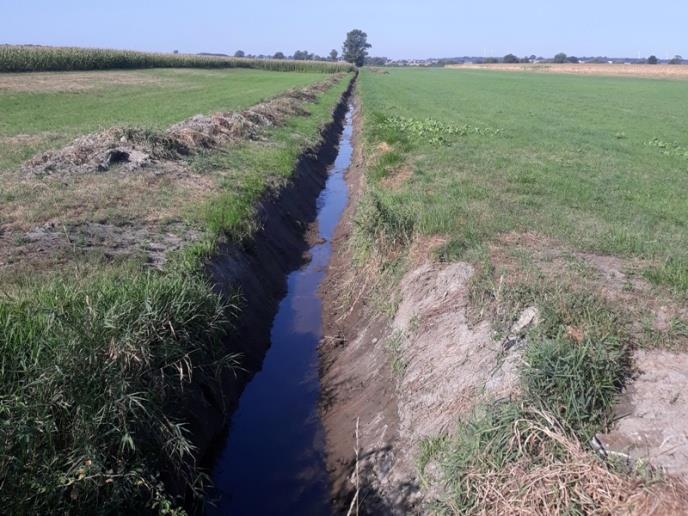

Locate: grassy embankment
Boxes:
[0,68,352,514]
[0,68,329,170]
[0,45,353,73]
[356,68,688,511]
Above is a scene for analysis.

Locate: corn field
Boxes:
[0,45,354,73]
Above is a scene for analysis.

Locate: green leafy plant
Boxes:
[380,116,502,146]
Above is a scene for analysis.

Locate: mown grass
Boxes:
[0,71,352,513]
[357,68,688,292]
[0,68,328,170]
[0,45,353,74]
[357,68,687,511]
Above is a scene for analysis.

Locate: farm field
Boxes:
[0,62,353,514]
[359,68,688,279]
[449,62,688,79]
[3,40,688,514]
[326,67,688,512]
[0,68,328,170]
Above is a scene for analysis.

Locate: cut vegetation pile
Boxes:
[22,75,343,176]
[424,405,688,515]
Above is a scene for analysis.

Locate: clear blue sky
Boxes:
[1,0,685,60]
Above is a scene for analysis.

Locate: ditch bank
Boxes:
[173,75,356,506]
[318,99,524,514]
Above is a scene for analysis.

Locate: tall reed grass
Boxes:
[0,266,235,514]
[0,45,354,73]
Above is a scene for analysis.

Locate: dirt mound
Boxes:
[598,350,688,477]
[21,75,343,177]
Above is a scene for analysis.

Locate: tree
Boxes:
[647,55,658,65]
[669,55,683,65]
[365,56,388,66]
[503,53,519,63]
[293,50,313,61]
[342,29,371,67]
[273,52,285,60]
[553,52,567,63]
[329,49,339,61]
[234,50,245,58]
[566,56,580,63]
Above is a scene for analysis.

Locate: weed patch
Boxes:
[646,138,688,159]
[380,115,502,146]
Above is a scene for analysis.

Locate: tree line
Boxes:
[232,29,372,66]
[489,52,684,65]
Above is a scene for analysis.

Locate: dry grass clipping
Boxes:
[441,408,688,516]
[21,74,343,177]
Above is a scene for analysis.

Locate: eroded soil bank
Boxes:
[318,97,426,513]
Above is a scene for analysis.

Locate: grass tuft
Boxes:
[522,337,629,440]
[643,256,688,297]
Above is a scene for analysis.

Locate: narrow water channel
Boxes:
[207,104,353,515]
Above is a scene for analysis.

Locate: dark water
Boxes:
[207,104,353,516]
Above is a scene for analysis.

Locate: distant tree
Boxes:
[519,56,530,63]
[365,56,388,66]
[484,57,499,64]
[273,51,285,59]
[329,49,339,61]
[503,53,519,63]
[234,50,245,58]
[173,50,179,55]
[566,55,580,63]
[647,55,658,65]
[342,29,372,67]
[669,55,683,65]
[529,54,537,61]
[293,50,313,60]
[553,52,567,63]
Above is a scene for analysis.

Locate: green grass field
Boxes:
[359,68,688,288]
[361,68,688,257]
[358,68,688,511]
[0,68,326,170]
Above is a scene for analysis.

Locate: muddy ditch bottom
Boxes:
[206,105,353,515]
